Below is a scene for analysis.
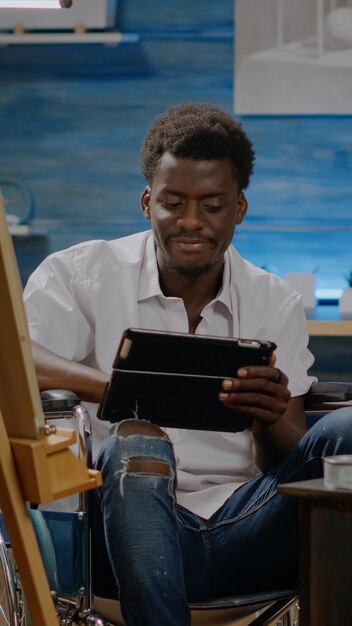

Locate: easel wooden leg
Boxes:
[0,411,58,626]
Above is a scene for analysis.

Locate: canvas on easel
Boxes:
[0,193,102,626]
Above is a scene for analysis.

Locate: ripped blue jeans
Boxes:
[95,408,352,626]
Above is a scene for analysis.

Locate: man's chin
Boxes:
[166,262,212,277]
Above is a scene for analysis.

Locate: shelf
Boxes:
[0,31,140,45]
[9,224,48,237]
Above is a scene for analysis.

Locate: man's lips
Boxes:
[169,238,215,253]
[169,236,215,245]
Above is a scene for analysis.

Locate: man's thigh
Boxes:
[185,410,352,597]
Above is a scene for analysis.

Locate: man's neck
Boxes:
[159,264,224,333]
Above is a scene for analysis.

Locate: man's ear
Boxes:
[141,186,152,220]
[235,192,248,224]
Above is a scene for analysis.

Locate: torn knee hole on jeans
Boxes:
[117,456,175,500]
[125,456,171,476]
[116,419,170,441]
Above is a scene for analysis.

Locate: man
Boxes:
[24,103,351,626]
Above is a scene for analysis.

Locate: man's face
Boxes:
[141,153,247,279]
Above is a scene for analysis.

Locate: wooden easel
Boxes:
[0,195,102,626]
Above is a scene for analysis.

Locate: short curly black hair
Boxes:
[140,103,255,190]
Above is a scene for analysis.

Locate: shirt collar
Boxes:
[138,233,163,301]
[212,250,233,314]
[138,233,234,315]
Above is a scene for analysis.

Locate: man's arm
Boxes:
[219,366,307,473]
[32,341,109,403]
[251,394,306,472]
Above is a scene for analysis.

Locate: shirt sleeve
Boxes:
[268,294,317,397]
[23,249,94,362]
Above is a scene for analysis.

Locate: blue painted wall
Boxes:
[0,0,351,292]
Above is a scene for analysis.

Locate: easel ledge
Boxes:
[10,426,102,503]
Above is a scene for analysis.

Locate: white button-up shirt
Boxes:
[24,230,315,518]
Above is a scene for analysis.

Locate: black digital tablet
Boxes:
[97,328,276,432]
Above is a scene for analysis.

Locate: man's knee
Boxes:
[118,419,169,440]
[124,456,171,476]
[316,408,352,433]
[307,408,352,458]
[117,420,172,477]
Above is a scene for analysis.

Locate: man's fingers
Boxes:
[218,365,291,429]
[221,373,290,397]
[235,366,288,386]
[219,391,289,413]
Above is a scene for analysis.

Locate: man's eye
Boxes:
[204,204,222,212]
[162,202,183,209]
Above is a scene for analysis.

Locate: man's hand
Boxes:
[218,365,291,433]
[219,364,307,471]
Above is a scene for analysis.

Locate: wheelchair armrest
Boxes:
[40,389,94,479]
[40,389,81,414]
[305,381,352,410]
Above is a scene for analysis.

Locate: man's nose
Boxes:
[176,205,204,230]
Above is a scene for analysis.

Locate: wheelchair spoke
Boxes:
[18,610,27,626]
[0,600,13,626]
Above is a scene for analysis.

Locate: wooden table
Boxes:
[307,320,352,336]
[306,319,352,383]
[278,478,352,626]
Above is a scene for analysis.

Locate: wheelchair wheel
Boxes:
[0,530,31,626]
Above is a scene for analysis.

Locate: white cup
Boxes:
[324,455,352,490]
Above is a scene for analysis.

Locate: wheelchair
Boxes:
[1,381,352,626]
[0,524,31,626]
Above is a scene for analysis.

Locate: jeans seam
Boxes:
[200,527,212,596]
[208,454,322,530]
[176,509,206,532]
